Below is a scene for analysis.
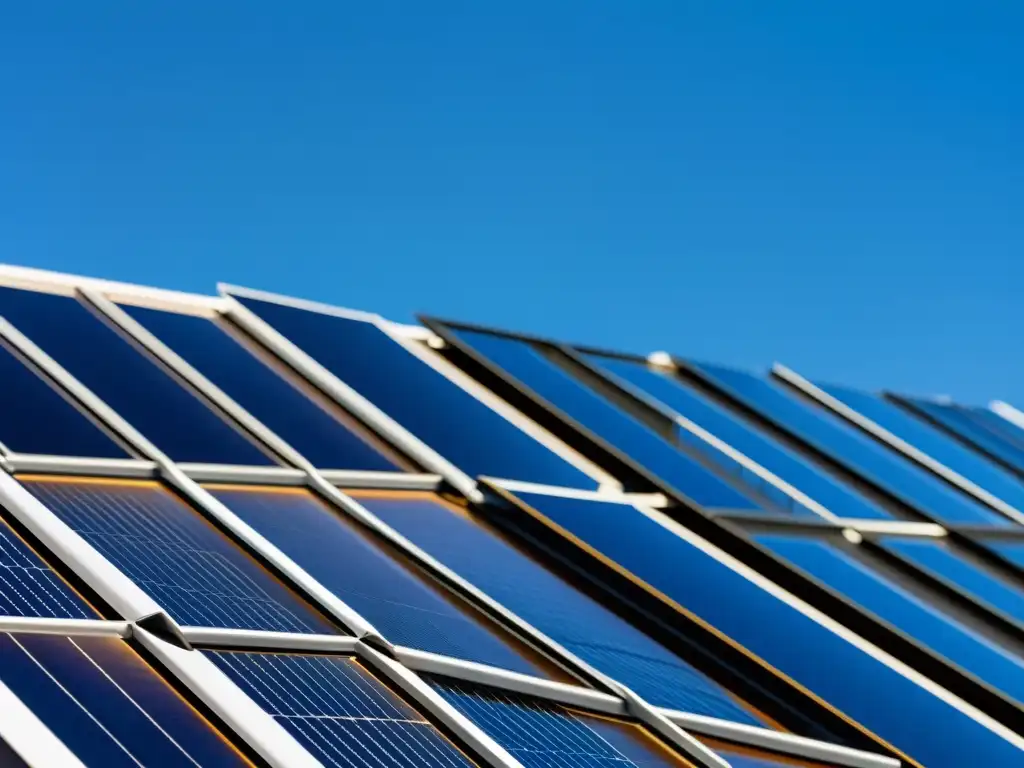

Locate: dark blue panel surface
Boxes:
[1,634,248,767]
[209,486,551,676]
[881,538,1024,625]
[0,341,129,459]
[207,651,473,768]
[452,330,759,510]
[233,296,597,488]
[25,478,335,633]
[432,677,689,767]
[0,517,96,619]
[511,490,1022,768]
[358,493,765,724]
[905,399,1024,474]
[756,534,1024,704]
[592,357,892,521]
[688,362,1010,527]
[123,305,402,472]
[0,287,272,465]
[820,384,1024,513]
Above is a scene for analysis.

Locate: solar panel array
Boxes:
[0,267,1018,766]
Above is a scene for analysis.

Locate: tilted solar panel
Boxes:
[23,477,336,633]
[900,399,1024,476]
[206,651,475,768]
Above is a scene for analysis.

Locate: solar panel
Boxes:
[207,485,555,676]
[589,356,894,521]
[0,339,130,459]
[23,477,336,633]
[0,287,273,466]
[507,490,1023,767]
[357,491,768,724]
[817,383,1024,513]
[755,534,1024,705]
[430,676,693,767]
[901,399,1024,475]
[880,537,1024,626]
[0,633,249,767]
[0,515,97,619]
[122,304,405,472]
[688,362,1011,527]
[206,650,475,768]
[449,329,761,511]
[231,294,598,488]
[983,541,1024,572]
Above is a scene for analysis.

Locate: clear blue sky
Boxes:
[2,4,1021,405]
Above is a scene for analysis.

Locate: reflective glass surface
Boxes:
[904,399,1024,474]
[0,341,129,459]
[590,357,892,520]
[451,330,759,510]
[688,362,1010,527]
[233,295,597,488]
[0,516,96,619]
[819,384,1024,513]
[1,633,249,767]
[207,651,474,768]
[123,304,402,471]
[881,537,1024,625]
[356,491,766,724]
[756,534,1024,704]
[208,486,554,676]
[0,287,272,465]
[431,677,692,767]
[509,490,1022,767]
[23,477,335,633]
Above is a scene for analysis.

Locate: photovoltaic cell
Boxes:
[589,356,893,521]
[208,486,553,676]
[23,477,335,633]
[357,492,767,724]
[508,490,1023,767]
[688,362,1011,527]
[450,329,760,511]
[232,295,597,488]
[206,651,474,768]
[880,538,1024,626]
[0,340,130,459]
[0,287,273,466]
[0,517,96,619]
[983,541,1024,572]
[122,304,403,472]
[902,399,1024,475]
[1,633,249,767]
[431,677,692,767]
[755,534,1024,705]
[817,383,1024,514]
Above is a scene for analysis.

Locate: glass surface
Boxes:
[756,534,1024,704]
[0,287,272,465]
[819,384,1024,513]
[208,485,555,676]
[356,491,767,724]
[591,357,892,521]
[905,400,1024,474]
[123,305,403,472]
[1,633,249,767]
[233,295,597,488]
[0,341,130,459]
[984,541,1024,572]
[0,515,97,619]
[688,362,1011,527]
[431,677,693,767]
[23,477,335,633]
[509,490,1022,768]
[206,651,474,768]
[452,330,759,510]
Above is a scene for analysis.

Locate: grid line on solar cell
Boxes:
[207,651,474,768]
[23,479,333,633]
[0,520,94,619]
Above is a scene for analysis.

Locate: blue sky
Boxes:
[2,4,1021,405]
